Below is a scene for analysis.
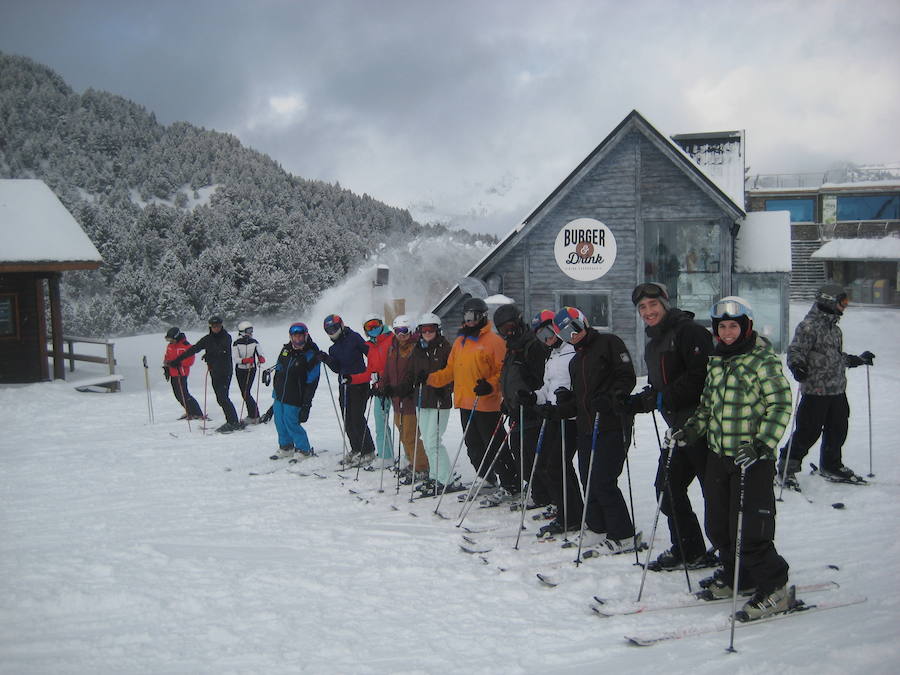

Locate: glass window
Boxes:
[556,292,610,330]
[0,294,18,338]
[764,198,815,223]
[836,195,900,221]
[732,273,785,352]
[644,221,721,320]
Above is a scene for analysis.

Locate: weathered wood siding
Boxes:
[0,273,48,382]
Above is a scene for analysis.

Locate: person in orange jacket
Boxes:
[163,327,204,419]
[427,297,509,491]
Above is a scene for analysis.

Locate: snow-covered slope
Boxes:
[1,304,898,673]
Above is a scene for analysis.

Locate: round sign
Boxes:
[554,218,617,281]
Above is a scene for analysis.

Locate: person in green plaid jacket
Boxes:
[668,296,794,622]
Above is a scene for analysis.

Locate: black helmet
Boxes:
[493,303,522,328]
[815,283,847,315]
[462,297,488,314]
[208,315,223,326]
[631,282,670,308]
[165,326,180,340]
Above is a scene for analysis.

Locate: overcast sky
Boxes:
[2,0,898,234]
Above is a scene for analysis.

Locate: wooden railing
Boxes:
[49,336,120,391]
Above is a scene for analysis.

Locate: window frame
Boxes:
[0,293,20,340]
[553,290,612,332]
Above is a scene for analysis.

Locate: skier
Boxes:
[427,297,507,493]
[627,282,715,571]
[270,322,320,460]
[381,315,429,484]
[491,303,550,507]
[167,315,242,433]
[232,320,266,424]
[162,327,204,420]
[669,296,793,621]
[553,306,639,552]
[317,314,376,465]
[778,283,875,486]
[529,310,583,538]
[403,313,459,495]
[360,314,394,469]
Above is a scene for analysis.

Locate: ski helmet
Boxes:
[362,313,383,334]
[531,310,558,342]
[462,296,489,324]
[237,321,253,335]
[392,314,412,334]
[492,303,523,338]
[208,315,223,326]
[553,307,588,343]
[165,326,180,340]
[323,314,343,335]
[417,312,442,329]
[710,296,754,339]
[815,282,848,315]
[631,281,670,309]
[289,322,308,336]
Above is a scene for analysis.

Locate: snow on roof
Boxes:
[735,210,791,272]
[0,179,102,264]
[672,131,746,207]
[811,236,900,261]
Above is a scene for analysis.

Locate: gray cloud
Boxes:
[2,0,898,234]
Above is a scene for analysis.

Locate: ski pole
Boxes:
[623,425,640,566]
[202,366,210,433]
[560,417,570,543]
[354,389,376,480]
[574,412,601,565]
[777,392,801,501]
[637,443,677,602]
[455,412,507,519]
[515,419,547,549]
[395,410,405,495]
[519,403,525,496]
[866,364,874,478]
[322,368,348,459]
[175,368,192,433]
[457,421,517,528]
[651,410,692,591]
[409,384,425,503]
[434,398,479,516]
[726,464,748,654]
[142,356,155,424]
[378,396,391,493]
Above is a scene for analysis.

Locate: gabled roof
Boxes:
[434,109,745,314]
[0,179,102,272]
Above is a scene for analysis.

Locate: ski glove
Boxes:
[789,361,809,382]
[314,351,329,363]
[415,370,429,385]
[298,405,310,424]
[859,350,875,366]
[382,384,396,398]
[626,386,657,415]
[554,387,574,404]
[262,369,272,386]
[473,378,493,396]
[845,354,864,368]
[665,426,699,450]
[535,403,561,421]
[734,439,767,469]
[517,389,537,407]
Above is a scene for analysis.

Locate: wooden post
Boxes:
[48,273,65,380]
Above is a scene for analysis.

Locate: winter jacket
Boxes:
[164,338,196,376]
[172,328,233,372]
[427,321,506,412]
[383,337,418,415]
[322,328,370,385]
[232,336,266,370]
[360,329,393,386]
[272,339,321,409]
[558,328,636,435]
[787,303,849,396]
[403,335,453,410]
[534,341,576,410]
[499,330,549,420]
[684,334,792,460]
[643,308,711,428]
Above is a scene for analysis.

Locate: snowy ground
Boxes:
[1,303,899,674]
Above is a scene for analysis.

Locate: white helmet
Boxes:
[362,312,382,326]
[417,312,442,329]
[392,314,411,330]
[237,321,253,335]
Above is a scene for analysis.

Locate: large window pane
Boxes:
[836,195,900,221]
[644,221,721,320]
[764,198,815,223]
[557,292,610,330]
[733,273,785,351]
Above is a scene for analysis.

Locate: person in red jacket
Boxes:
[163,327,204,419]
[360,314,394,468]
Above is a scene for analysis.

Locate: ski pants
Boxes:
[577,427,634,541]
[235,366,259,419]
[780,393,849,473]
[341,382,375,456]
[373,395,393,459]
[209,366,238,425]
[510,417,552,506]
[704,453,789,595]
[169,375,202,417]
[419,407,451,484]
[458,409,519,490]
[273,399,312,453]
[396,412,428,472]
[534,418,583,528]
[656,437,709,559]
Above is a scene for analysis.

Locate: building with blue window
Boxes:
[746,169,900,305]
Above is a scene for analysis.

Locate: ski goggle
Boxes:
[535,325,557,342]
[363,319,382,333]
[556,317,584,343]
[631,282,667,306]
[710,299,752,320]
[324,324,342,335]
[496,320,520,337]
[393,326,411,335]
[419,325,438,334]
[463,310,486,323]
[289,325,308,335]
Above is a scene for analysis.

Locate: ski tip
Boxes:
[536,573,558,587]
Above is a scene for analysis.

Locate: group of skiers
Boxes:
[160,279,874,623]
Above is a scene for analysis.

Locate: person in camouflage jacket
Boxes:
[672,297,792,617]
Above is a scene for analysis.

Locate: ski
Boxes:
[809,463,869,485]
[625,595,867,646]
[593,581,839,617]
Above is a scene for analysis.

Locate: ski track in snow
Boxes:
[1,305,899,674]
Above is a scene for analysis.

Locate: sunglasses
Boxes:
[535,325,557,342]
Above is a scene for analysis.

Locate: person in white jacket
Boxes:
[529,310,583,538]
[232,321,266,423]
